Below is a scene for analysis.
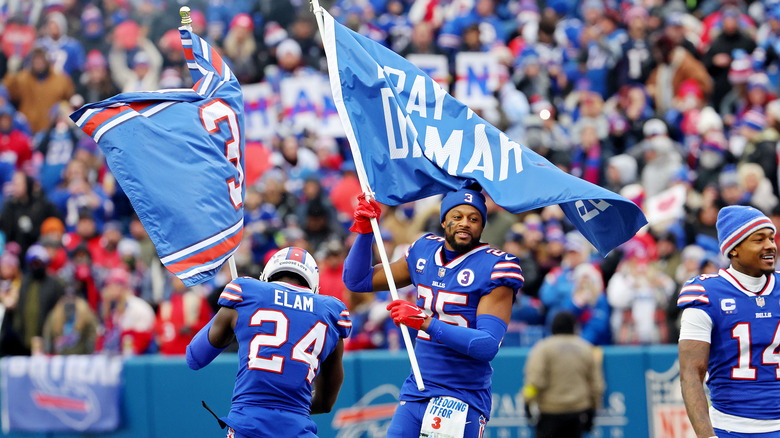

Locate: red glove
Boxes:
[349,194,382,234]
[387,299,429,330]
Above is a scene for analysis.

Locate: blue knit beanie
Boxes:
[440,187,487,227]
[717,205,776,256]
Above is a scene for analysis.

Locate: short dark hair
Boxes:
[551,311,577,335]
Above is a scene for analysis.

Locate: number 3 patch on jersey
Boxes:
[420,396,469,438]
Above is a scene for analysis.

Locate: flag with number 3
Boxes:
[70,27,245,286]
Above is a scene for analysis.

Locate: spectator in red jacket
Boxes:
[155,276,211,355]
[96,268,155,354]
[0,106,32,170]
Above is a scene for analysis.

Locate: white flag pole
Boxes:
[181,5,239,281]
[310,0,425,391]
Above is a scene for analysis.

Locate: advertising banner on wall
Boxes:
[1,355,123,433]
[646,359,697,437]
[313,346,687,438]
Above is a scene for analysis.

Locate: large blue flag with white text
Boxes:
[71,28,245,286]
[320,9,646,256]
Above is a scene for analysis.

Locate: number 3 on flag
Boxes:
[200,99,244,209]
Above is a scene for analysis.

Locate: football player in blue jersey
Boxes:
[679,205,780,438]
[342,184,524,438]
[186,247,352,438]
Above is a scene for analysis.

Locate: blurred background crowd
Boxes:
[0,0,778,357]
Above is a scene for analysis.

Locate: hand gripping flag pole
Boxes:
[180,5,238,281]
[309,0,425,391]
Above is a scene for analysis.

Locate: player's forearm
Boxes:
[310,384,341,414]
[311,368,343,414]
[679,339,714,438]
[185,319,227,370]
[311,343,344,414]
[425,314,507,362]
[680,373,715,438]
[342,233,375,292]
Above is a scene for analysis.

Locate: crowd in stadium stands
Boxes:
[0,0,779,356]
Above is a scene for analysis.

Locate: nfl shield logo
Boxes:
[438,267,446,278]
[757,296,765,307]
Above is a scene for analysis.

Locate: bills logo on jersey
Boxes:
[438,267,446,278]
[721,298,737,314]
[457,269,475,286]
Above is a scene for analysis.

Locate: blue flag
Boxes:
[320,9,646,256]
[71,28,245,286]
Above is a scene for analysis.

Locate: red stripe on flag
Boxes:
[129,102,154,112]
[32,392,89,412]
[82,106,129,137]
[210,46,224,76]
[184,48,194,60]
[165,229,243,273]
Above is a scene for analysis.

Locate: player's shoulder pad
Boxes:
[316,295,352,335]
[420,233,444,244]
[486,247,524,281]
[316,294,349,313]
[218,276,262,306]
[676,275,715,309]
[408,233,442,254]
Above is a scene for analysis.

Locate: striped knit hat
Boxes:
[717,205,776,256]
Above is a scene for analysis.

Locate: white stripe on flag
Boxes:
[197,72,214,96]
[95,111,139,142]
[177,247,238,280]
[160,218,243,265]
[140,101,177,117]
[200,38,210,62]
[223,64,232,82]
[75,108,100,128]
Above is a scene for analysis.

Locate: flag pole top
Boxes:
[179,6,192,26]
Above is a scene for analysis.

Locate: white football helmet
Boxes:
[260,247,319,293]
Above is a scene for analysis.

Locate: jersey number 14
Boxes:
[731,322,780,379]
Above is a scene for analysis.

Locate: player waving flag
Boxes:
[70,11,245,286]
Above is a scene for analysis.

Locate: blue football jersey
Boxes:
[400,234,524,418]
[678,269,780,420]
[217,277,351,429]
